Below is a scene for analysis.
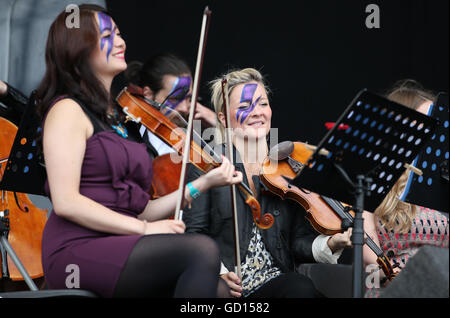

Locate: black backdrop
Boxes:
[106,0,449,145]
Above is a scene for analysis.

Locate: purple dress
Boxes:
[41,116,153,297]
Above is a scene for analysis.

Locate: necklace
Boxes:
[108,109,128,138]
[111,122,128,138]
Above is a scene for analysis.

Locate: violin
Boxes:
[116,86,274,229]
[0,116,47,287]
[260,140,396,281]
[150,153,181,199]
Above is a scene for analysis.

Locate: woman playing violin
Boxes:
[184,68,353,298]
[363,79,449,297]
[124,52,217,157]
[36,4,242,298]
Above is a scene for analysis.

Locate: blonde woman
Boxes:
[363,79,449,297]
[184,68,353,298]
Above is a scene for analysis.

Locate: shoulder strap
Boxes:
[67,97,108,134]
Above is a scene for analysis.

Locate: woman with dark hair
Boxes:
[37,4,242,298]
[363,79,449,297]
[124,53,217,157]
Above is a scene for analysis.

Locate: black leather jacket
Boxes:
[184,145,320,273]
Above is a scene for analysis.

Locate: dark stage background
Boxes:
[106,0,449,145]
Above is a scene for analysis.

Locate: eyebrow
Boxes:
[239,95,266,103]
[101,25,117,33]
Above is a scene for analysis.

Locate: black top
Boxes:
[183,144,319,273]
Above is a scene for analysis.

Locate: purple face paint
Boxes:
[163,76,192,114]
[236,83,262,124]
[97,12,115,62]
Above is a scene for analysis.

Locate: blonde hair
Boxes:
[374,79,436,233]
[209,68,270,143]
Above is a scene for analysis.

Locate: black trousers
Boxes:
[246,272,323,298]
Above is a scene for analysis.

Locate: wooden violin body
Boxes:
[261,141,350,235]
[0,117,47,282]
[150,153,182,200]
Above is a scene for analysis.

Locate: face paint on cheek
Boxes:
[163,76,192,114]
[97,12,115,62]
[236,84,262,124]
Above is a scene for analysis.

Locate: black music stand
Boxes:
[290,89,438,297]
[399,92,449,213]
[0,91,46,195]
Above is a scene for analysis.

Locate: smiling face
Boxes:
[90,12,127,79]
[220,81,272,141]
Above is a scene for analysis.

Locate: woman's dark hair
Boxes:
[124,52,191,93]
[36,4,115,123]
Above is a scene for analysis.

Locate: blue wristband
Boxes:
[187,182,201,199]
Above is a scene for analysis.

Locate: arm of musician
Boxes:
[311,233,346,264]
[0,80,28,124]
[218,261,242,298]
[44,99,148,235]
[292,208,322,263]
[0,80,6,96]
[139,157,243,222]
[220,270,242,298]
[289,202,348,263]
[362,211,380,267]
[194,101,217,128]
[180,165,213,234]
[0,80,28,105]
[137,174,209,221]
[363,211,403,282]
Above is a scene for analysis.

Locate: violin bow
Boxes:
[174,7,212,220]
[221,78,242,280]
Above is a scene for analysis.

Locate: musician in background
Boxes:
[184,68,353,298]
[363,79,449,298]
[124,53,216,158]
[0,80,28,126]
[36,4,241,298]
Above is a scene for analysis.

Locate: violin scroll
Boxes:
[259,212,275,230]
[376,255,397,282]
[243,194,274,230]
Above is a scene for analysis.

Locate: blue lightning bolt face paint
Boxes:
[163,76,192,114]
[236,83,262,124]
[97,12,115,62]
